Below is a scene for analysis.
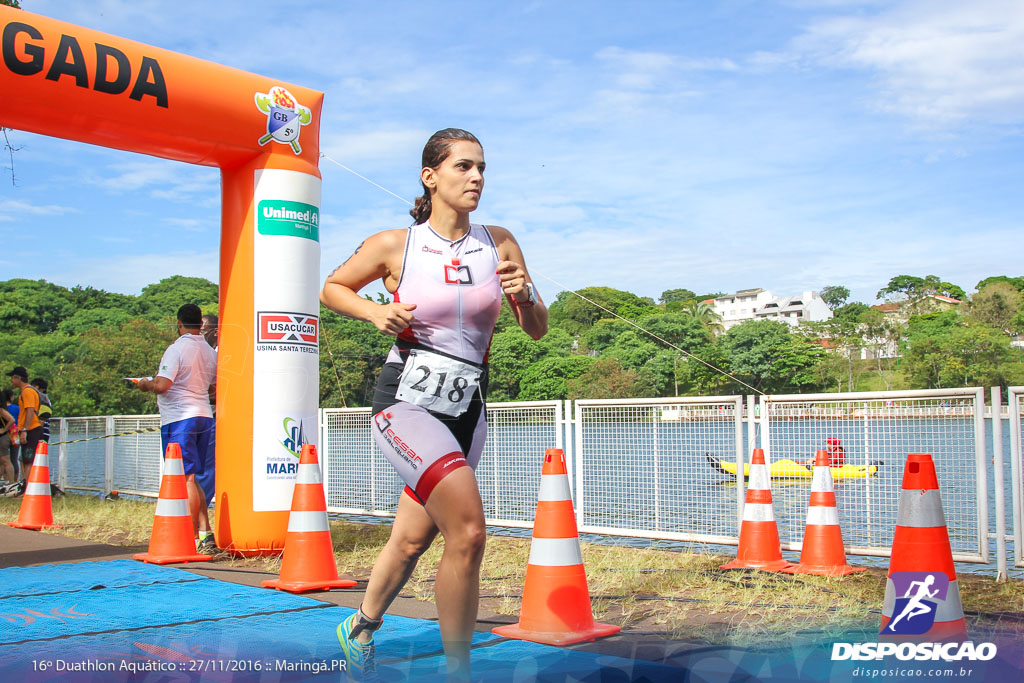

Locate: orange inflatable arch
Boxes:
[1,6,325,555]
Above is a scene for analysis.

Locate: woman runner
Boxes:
[320,128,547,680]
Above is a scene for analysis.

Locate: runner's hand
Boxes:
[496,261,529,301]
[372,302,417,336]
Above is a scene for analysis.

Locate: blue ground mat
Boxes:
[0,560,204,597]
[0,559,687,681]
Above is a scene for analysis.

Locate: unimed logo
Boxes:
[831,642,997,662]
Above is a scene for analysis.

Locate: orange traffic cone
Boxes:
[783,450,864,576]
[493,448,619,646]
[8,442,62,530]
[134,443,209,564]
[721,448,792,572]
[261,444,356,593]
[879,453,966,641]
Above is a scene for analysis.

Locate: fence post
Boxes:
[562,399,574,500]
[574,400,584,528]
[992,387,1007,582]
[104,416,115,495]
[320,409,329,506]
[741,395,753,536]
[1010,388,1024,570]
[974,388,990,564]
[58,418,68,490]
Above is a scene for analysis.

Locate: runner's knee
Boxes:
[444,519,487,561]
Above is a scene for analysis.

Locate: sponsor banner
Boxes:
[254,413,317,502]
[252,168,321,511]
[257,311,319,351]
[257,199,319,241]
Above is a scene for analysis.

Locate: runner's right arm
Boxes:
[320,229,417,336]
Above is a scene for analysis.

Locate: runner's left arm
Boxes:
[491,226,548,340]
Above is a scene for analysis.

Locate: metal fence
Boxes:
[1009,387,1024,569]
[573,396,745,546]
[761,388,987,563]
[319,401,563,528]
[50,387,1016,573]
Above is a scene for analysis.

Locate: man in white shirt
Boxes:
[137,304,218,553]
[195,313,218,514]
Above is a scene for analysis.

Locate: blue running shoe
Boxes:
[337,612,377,680]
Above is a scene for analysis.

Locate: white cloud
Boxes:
[0,199,80,217]
[162,217,211,233]
[87,159,219,203]
[40,249,220,295]
[788,0,1024,126]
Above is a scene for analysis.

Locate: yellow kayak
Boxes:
[705,453,880,480]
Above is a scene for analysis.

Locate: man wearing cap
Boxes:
[7,367,43,479]
[136,304,218,554]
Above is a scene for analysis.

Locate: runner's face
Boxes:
[424,141,485,213]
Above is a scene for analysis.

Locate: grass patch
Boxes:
[2,494,1021,643]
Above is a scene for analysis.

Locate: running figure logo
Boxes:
[885,572,949,635]
[254,86,312,155]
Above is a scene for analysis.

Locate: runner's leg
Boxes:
[358,490,439,638]
[423,466,486,680]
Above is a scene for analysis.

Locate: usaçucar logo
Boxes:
[254,86,312,155]
[257,312,319,346]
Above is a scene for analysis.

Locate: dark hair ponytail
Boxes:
[409,128,481,225]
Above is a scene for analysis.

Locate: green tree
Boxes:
[975,276,1024,293]
[659,288,696,304]
[877,274,966,306]
[679,301,723,336]
[566,358,643,399]
[56,320,175,416]
[0,279,75,333]
[858,307,901,390]
[487,327,546,402]
[903,320,1013,389]
[517,356,595,401]
[582,319,634,354]
[319,336,369,408]
[318,305,392,406]
[56,308,136,335]
[136,276,219,323]
[819,285,851,310]
[967,282,1022,333]
[719,320,824,393]
[833,301,869,324]
[547,287,656,336]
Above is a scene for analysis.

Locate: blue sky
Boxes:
[1,0,1022,307]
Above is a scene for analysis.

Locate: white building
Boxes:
[711,288,832,331]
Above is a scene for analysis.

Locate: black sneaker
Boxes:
[197,534,218,555]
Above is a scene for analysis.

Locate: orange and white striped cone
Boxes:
[493,448,620,646]
[721,448,792,572]
[783,450,864,576]
[261,444,356,593]
[7,442,62,530]
[879,453,966,641]
[134,443,208,564]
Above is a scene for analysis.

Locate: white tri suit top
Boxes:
[371,223,503,503]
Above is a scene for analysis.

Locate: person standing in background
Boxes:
[30,379,51,443]
[2,390,20,480]
[8,367,43,480]
[0,400,15,484]
[137,305,218,554]
[196,313,218,510]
